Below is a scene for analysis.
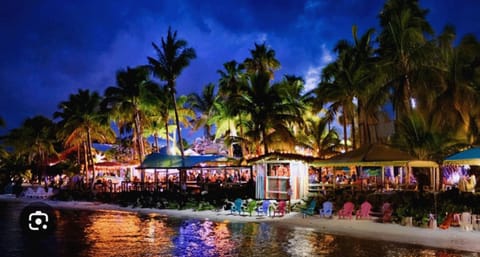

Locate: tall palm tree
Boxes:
[103,65,157,162]
[187,83,217,140]
[377,0,438,120]
[55,89,115,185]
[244,42,280,79]
[148,27,196,161]
[241,72,304,154]
[217,60,248,156]
[316,26,387,150]
[429,28,480,144]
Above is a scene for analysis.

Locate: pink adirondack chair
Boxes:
[274,200,287,217]
[382,202,393,223]
[338,201,355,219]
[356,201,372,219]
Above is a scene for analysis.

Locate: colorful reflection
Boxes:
[82,210,175,257]
[172,219,235,256]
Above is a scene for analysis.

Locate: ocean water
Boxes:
[0,201,475,257]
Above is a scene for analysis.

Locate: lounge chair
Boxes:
[257,200,271,216]
[319,201,333,218]
[274,200,287,217]
[338,201,355,219]
[245,199,258,216]
[301,199,317,218]
[356,201,372,220]
[230,198,244,215]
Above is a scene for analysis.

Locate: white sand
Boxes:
[2,195,480,253]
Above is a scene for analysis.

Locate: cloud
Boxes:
[304,44,334,92]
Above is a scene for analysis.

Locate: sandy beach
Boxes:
[2,195,480,253]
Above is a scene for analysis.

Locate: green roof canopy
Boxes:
[444,147,480,166]
[138,153,225,169]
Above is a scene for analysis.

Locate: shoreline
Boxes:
[1,195,480,253]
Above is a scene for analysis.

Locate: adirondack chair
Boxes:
[245,199,258,216]
[338,201,355,219]
[382,202,393,223]
[301,199,317,218]
[274,200,287,217]
[356,201,372,219]
[257,200,271,216]
[24,187,36,198]
[319,201,333,218]
[230,198,244,215]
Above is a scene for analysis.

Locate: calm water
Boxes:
[0,201,476,257]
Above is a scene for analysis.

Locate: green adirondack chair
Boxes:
[301,199,317,218]
[245,199,258,216]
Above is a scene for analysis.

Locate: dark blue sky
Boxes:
[1,0,479,138]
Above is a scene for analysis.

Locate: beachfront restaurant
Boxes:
[311,144,440,192]
[248,153,313,201]
[134,153,253,193]
[442,147,480,192]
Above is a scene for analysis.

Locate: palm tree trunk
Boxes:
[262,128,269,155]
[164,120,170,150]
[351,111,356,150]
[239,115,246,157]
[134,110,145,161]
[87,128,96,190]
[171,93,185,158]
[170,87,186,186]
[153,133,159,152]
[342,107,348,152]
[83,141,88,183]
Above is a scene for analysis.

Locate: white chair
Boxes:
[460,212,473,231]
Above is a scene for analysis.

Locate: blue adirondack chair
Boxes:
[257,200,271,216]
[301,199,317,218]
[319,201,333,218]
[230,198,244,215]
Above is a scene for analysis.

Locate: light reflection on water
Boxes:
[0,201,476,257]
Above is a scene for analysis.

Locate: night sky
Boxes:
[1,0,479,138]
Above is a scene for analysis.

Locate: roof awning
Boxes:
[443,147,480,166]
[138,153,226,169]
[311,144,438,168]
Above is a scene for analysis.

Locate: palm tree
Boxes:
[55,89,115,185]
[148,27,196,161]
[244,42,280,79]
[392,111,459,161]
[103,65,157,162]
[241,72,304,154]
[429,28,480,144]
[377,0,438,120]
[316,25,383,151]
[217,60,248,156]
[298,115,341,158]
[187,83,217,140]
[3,116,58,180]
